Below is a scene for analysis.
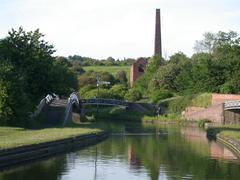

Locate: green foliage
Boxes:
[78,71,115,88]
[0,27,78,127]
[82,66,130,79]
[142,113,182,122]
[160,96,193,114]
[190,93,212,108]
[194,30,240,54]
[0,62,31,126]
[137,31,240,98]
[115,70,128,85]
[109,84,128,100]
[198,119,211,128]
[0,127,101,149]
[160,93,212,114]
[80,88,109,99]
[68,55,135,66]
[125,88,142,102]
[80,84,128,100]
[150,90,173,104]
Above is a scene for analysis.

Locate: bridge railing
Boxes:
[68,92,79,105]
[80,98,128,107]
[224,100,240,110]
[63,92,80,125]
[31,94,54,117]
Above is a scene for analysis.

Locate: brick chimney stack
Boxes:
[154,9,162,57]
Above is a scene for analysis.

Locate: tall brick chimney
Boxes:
[154,9,162,57]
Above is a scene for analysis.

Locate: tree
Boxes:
[168,52,189,64]
[115,70,128,85]
[0,62,31,126]
[194,32,216,53]
[0,27,78,126]
[194,31,240,54]
[110,84,128,100]
[0,27,55,105]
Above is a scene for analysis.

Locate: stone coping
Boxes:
[0,131,108,169]
[216,134,240,159]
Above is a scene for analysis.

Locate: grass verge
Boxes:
[207,125,240,141]
[0,127,101,149]
[82,106,183,124]
[83,66,130,78]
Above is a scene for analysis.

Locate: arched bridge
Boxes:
[80,98,128,107]
[224,100,240,110]
[223,100,240,124]
[34,93,129,126]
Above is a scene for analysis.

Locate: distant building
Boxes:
[130,9,162,87]
[130,57,148,87]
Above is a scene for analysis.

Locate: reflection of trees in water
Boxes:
[181,127,238,161]
[0,156,67,180]
[2,126,239,180]
[95,126,240,180]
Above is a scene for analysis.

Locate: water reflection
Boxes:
[0,125,240,180]
[181,127,239,161]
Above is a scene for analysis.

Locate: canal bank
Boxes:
[0,130,108,168]
[1,124,240,180]
[207,126,240,159]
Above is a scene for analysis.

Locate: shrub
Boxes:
[150,90,173,103]
[109,84,128,100]
[125,88,142,102]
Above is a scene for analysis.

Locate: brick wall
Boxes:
[130,58,147,87]
[183,93,240,124]
[183,104,223,123]
[212,93,240,105]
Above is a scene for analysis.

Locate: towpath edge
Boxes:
[0,131,108,169]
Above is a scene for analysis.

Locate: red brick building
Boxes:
[130,58,147,87]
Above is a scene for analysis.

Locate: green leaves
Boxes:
[0,27,77,127]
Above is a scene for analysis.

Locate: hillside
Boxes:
[83,66,130,78]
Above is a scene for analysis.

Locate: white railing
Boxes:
[224,100,240,110]
[63,92,80,125]
[32,94,54,117]
[68,92,79,104]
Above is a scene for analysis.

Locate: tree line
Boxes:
[129,30,240,103]
[1,28,239,126]
[68,55,135,66]
[0,28,78,127]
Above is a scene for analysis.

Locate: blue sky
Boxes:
[0,0,239,59]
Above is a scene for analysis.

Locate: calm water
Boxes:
[0,124,240,180]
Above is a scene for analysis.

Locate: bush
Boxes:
[125,88,142,102]
[80,88,112,99]
[150,90,173,103]
[0,62,31,126]
[109,84,128,100]
[163,95,193,114]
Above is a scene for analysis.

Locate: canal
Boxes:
[0,124,240,180]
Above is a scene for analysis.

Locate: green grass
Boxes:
[142,114,182,122]
[220,130,240,141]
[0,127,101,149]
[207,125,240,142]
[191,93,212,108]
[83,66,130,78]
[82,106,183,124]
[159,93,212,114]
